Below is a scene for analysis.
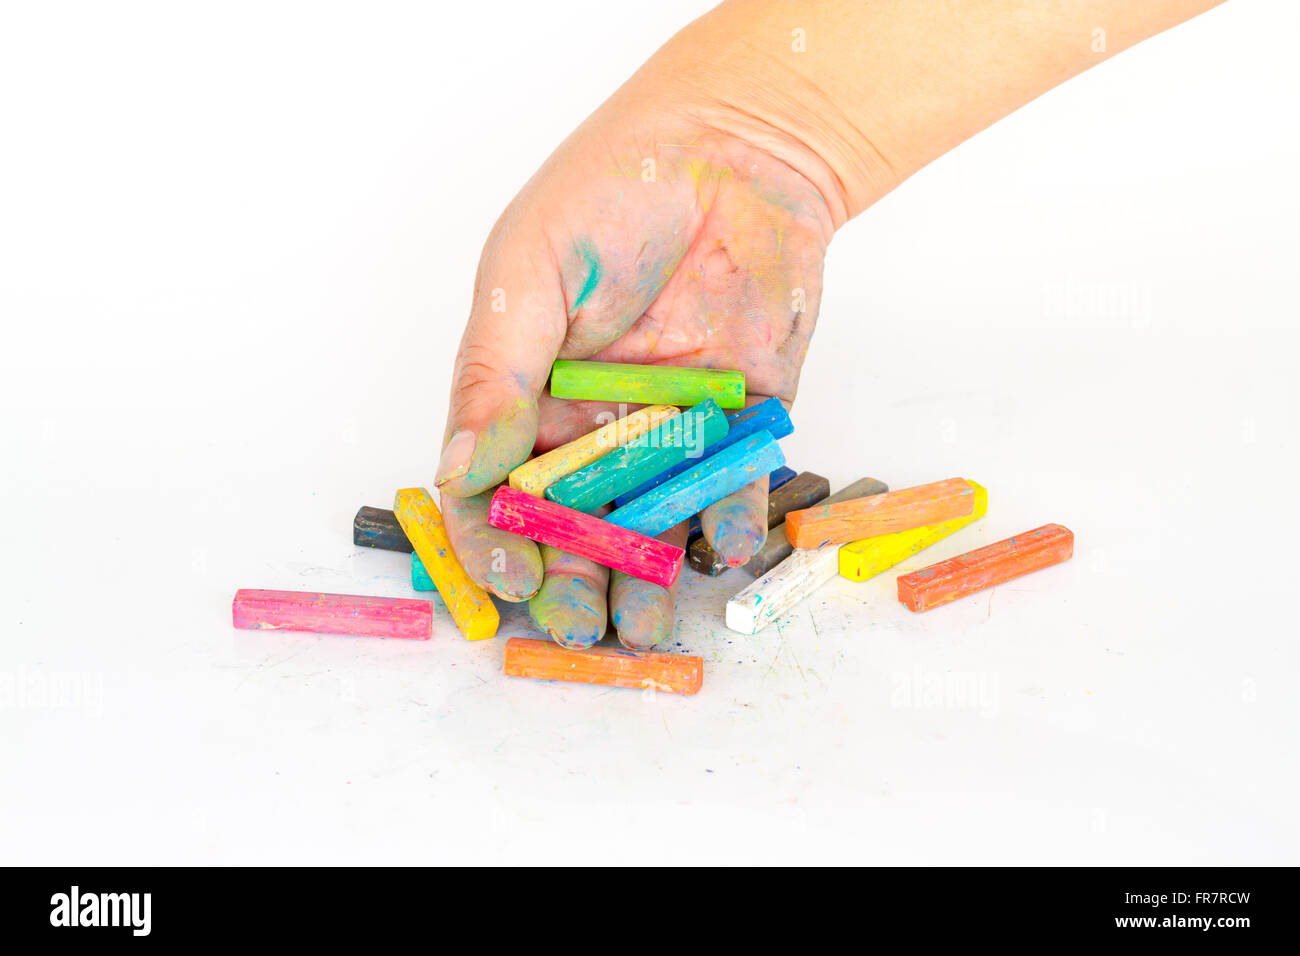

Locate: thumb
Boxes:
[435,232,567,497]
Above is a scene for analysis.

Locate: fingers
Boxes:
[609,522,687,650]
[528,545,610,649]
[701,477,769,568]
[439,489,543,602]
[435,219,567,497]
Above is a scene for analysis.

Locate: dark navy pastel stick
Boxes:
[767,466,797,491]
[612,397,794,507]
[606,431,786,538]
[353,506,413,552]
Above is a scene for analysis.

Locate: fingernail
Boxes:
[435,430,476,487]
[485,572,540,602]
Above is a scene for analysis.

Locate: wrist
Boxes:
[639,1,901,228]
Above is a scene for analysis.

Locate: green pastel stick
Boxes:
[411,551,439,593]
[545,400,730,513]
[550,360,745,409]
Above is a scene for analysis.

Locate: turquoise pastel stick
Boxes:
[612,397,793,506]
[411,552,438,593]
[545,400,729,513]
[605,431,786,538]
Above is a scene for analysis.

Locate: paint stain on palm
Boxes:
[570,241,602,313]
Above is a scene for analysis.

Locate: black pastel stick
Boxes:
[353,506,413,552]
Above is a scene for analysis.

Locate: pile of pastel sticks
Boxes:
[232,360,1073,697]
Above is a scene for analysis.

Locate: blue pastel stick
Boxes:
[612,397,793,506]
[411,552,438,593]
[687,465,797,538]
[606,431,786,538]
[767,466,797,492]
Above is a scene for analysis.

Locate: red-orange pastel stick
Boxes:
[503,637,702,695]
[897,523,1074,612]
[785,477,975,550]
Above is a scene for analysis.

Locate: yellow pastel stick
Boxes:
[838,481,989,582]
[508,405,679,496]
[393,487,499,640]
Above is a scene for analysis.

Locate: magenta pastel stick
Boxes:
[487,486,684,588]
[231,589,433,640]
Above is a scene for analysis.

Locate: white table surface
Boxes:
[2,0,1296,864]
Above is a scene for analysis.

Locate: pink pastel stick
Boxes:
[231,589,433,640]
[488,486,684,588]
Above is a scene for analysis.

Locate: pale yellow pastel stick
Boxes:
[508,405,679,496]
[393,487,499,641]
[838,481,989,582]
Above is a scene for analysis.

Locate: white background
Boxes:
[2,1,1297,864]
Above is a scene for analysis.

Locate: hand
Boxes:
[431,0,1220,649]
[433,95,834,649]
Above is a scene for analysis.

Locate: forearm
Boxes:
[639,0,1225,225]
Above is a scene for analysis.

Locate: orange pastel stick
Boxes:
[784,477,975,550]
[897,523,1074,612]
[503,637,703,695]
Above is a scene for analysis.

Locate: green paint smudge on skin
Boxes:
[571,241,602,311]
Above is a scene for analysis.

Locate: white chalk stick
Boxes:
[724,545,840,635]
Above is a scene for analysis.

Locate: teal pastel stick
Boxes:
[545,400,730,513]
[411,552,438,593]
[605,431,786,538]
